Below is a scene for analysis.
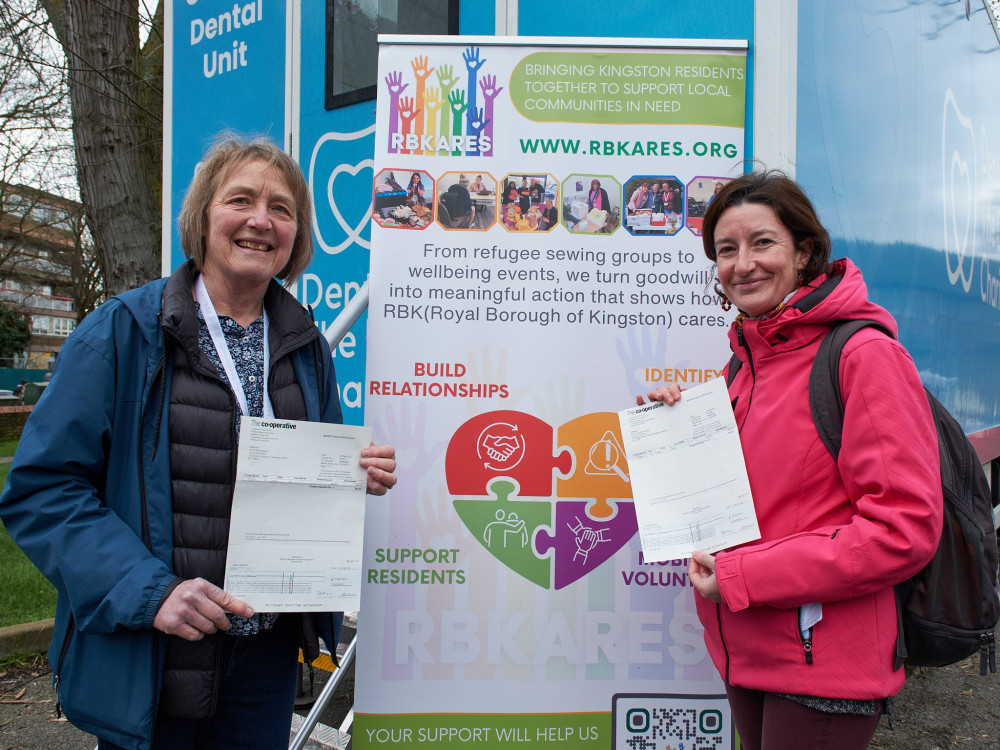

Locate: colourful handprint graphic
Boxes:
[384,70,408,153]
[380,47,498,158]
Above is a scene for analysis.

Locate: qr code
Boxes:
[612,693,733,750]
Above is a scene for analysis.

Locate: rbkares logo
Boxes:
[383,46,500,157]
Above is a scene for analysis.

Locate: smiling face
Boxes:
[202,159,297,296]
[713,202,809,317]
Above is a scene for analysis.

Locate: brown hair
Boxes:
[177,133,314,284]
[701,170,832,284]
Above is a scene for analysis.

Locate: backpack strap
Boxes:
[807,319,904,665]
[787,271,846,315]
[808,319,893,461]
[726,353,741,386]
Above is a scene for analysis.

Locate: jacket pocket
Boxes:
[53,613,75,717]
[56,626,159,743]
[798,603,823,665]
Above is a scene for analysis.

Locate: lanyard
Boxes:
[194,274,273,418]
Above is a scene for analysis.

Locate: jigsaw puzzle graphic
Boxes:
[446,410,638,589]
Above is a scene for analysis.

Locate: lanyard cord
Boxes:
[194,274,273,418]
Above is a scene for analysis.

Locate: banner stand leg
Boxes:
[289,636,356,750]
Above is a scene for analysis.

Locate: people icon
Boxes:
[484,509,528,549]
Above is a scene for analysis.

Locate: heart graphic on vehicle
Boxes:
[309,127,376,255]
[942,89,976,292]
[326,159,374,250]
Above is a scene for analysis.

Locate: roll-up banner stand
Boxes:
[360,35,747,750]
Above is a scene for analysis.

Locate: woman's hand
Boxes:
[361,443,397,495]
[636,383,682,407]
[153,578,253,641]
[688,550,722,603]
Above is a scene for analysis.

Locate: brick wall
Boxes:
[0,406,32,441]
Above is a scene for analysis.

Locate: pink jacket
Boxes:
[697,258,943,700]
[628,188,648,211]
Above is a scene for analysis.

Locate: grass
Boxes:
[0,443,59,629]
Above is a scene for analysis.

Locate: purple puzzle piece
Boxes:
[535,500,637,589]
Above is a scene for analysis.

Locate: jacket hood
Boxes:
[112,276,170,346]
[728,257,899,359]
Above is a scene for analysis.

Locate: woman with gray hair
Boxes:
[0,133,396,750]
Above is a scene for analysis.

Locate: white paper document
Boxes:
[224,417,372,611]
[618,377,760,561]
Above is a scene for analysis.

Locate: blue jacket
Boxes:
[0,266,343,749]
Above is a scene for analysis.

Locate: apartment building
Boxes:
[0,181,83,369]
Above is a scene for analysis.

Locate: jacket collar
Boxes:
[786,263,846,315]
[728,257,900,359]
[160,259,320,362]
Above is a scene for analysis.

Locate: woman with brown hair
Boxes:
[639,171,942,750]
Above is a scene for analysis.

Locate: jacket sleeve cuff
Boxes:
[144,576,184,628]
[715,553,750,611]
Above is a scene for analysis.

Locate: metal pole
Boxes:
[288,636,357,750]
[294,220,367,749]
[289,254,366,749]
[323,281,370,349]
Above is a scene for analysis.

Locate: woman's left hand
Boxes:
[361,443,397,495]
[688,549,722,603]
[636,383,682,406]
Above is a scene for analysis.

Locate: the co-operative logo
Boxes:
[942,89,977,293]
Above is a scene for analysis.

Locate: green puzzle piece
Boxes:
[453,479,552,588]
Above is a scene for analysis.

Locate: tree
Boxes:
[0,0,107,311]
[69,220,105,318]
[0,0,75,194]
[36,0,163,295]
[0,301,31,365]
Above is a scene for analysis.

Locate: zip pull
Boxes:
[798,604,821,665]
[53,674,62,719]
[982,631,997,675]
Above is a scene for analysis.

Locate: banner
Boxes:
[360,36,747,750]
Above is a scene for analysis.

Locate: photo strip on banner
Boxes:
[361,36,747,750]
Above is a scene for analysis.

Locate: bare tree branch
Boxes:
[37,0,163,293]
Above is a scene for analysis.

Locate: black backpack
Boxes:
[727,319,1000,674]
